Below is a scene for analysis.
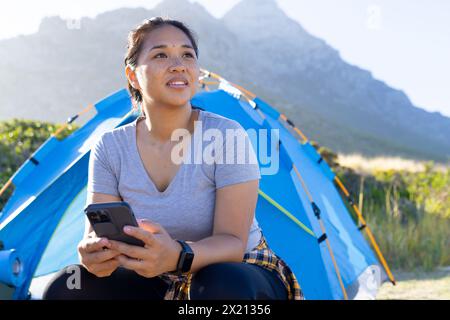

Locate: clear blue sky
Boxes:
[1,0,449,117]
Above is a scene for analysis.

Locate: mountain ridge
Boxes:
[0,0,448,162]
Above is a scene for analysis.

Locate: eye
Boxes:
[183,52,195,58]
[154,53,167,58]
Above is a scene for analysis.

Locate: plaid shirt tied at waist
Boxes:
[158,233,304,300]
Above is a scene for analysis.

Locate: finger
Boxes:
[91,259,120,276]
[116,254,144,271]
[138,219,163,234]
[87,231,97,239]
[83,237,111,253]
[123,225,156,246]
[109,240,148,259]
[84,249,120,265]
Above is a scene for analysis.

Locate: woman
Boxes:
[43,17,303,300]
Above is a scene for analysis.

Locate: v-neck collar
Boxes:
[132,109,203,195]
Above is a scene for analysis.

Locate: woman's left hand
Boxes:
[109,219,182,278]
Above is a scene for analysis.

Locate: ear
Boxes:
[125,65,141,91]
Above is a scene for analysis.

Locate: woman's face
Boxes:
[131,25,199,108]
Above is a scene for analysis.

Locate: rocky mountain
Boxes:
[0,0,448,161]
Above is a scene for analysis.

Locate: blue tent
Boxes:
[0,70,394,300]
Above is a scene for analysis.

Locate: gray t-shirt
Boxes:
[87,110,262,252]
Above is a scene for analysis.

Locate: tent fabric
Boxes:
[0,87,386,300]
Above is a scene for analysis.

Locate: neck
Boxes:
[140,101,195,142]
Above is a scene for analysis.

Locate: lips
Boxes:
[166,77,189,87]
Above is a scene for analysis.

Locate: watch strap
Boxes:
[175,240,194,274]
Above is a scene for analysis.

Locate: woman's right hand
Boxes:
[77,232,122,277]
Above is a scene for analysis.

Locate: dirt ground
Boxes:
[376,268,450,300]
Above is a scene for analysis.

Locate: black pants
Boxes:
[42,262,288,300]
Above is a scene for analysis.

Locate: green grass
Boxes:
[367,214,450,271]
[333,154,450,271]
[0,119,78,210]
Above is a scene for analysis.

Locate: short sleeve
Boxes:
[214,120,261,189]
[87,133,120,197]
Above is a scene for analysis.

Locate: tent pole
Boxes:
[258,189,316,238]
[0,179,12,198]
[334,176,396,285]
[53,104,94,137]
[278,108,396,286]
[293,165,349,300]
[280,114,308,142]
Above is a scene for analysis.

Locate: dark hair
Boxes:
[124,17,199,110]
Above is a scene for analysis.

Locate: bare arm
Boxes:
[187,179,259,273]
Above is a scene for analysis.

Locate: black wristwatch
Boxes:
[174,240,194,274]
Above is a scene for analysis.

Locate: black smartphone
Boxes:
[84,201,145,247]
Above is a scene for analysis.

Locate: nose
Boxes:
[169,57,186,72]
